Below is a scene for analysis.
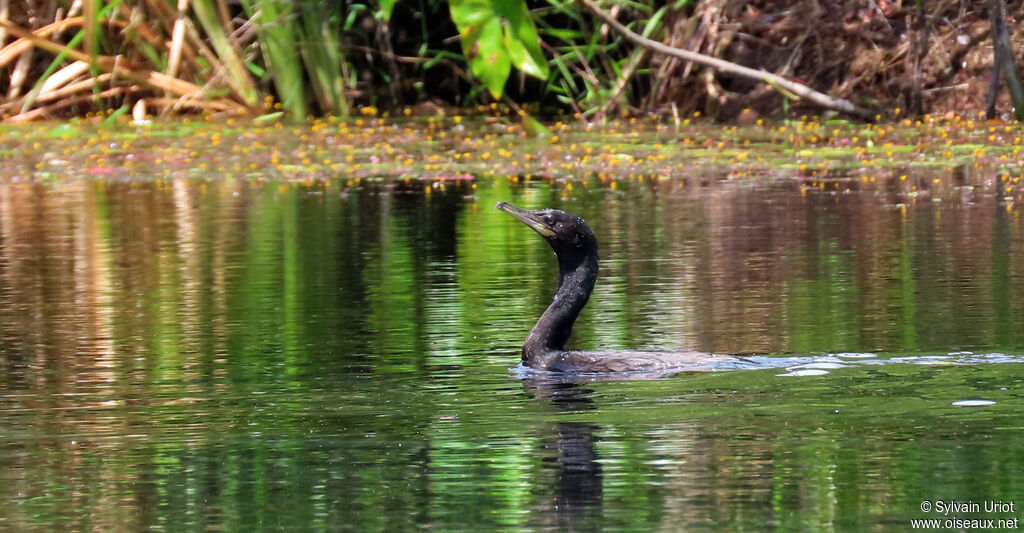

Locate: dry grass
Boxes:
[0,0,256,121]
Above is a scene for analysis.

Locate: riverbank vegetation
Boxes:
[1,0,1023,123]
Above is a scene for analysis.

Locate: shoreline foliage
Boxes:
[1,0,1023,122]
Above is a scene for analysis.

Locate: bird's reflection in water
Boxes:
[525,378,603,530]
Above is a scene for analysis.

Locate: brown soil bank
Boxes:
[637,0,1020,121]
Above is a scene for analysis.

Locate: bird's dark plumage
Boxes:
[497,201,740,373]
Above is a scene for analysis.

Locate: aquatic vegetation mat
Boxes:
[2,113,1024,207]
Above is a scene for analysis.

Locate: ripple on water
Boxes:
[511,352,1024,381]
[951,400,997,407]
[776,369,831,377]
[835,352,879,359]
[791,362,849,370]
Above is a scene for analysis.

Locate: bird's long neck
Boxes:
[523,251,598,367]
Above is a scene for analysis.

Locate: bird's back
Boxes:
[543,350,742,373]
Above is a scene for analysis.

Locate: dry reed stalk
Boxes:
[143,96,241,112]
[115,4,204,78]
[135,0,236,98]
[167,0,190,80]
[7,44,31,98]
[140,0,186,41]
[83,0,94,62]
[36,72,113,102]
[0,71,114,114]
[39,59,89,92]
[132,98,146,121]
[118,7,172,51]
[214,0,233,40]
[0,17,247,115]
[7,84,139,121]
[60,0,83,35]
[0,17,127,67]
[0,18,189,91]
[137,70,217,101]
[0,17,69,66]
[0,0,8,46]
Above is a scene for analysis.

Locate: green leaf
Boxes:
[521,112,551,138]
[448,0,548,98]
[499,0,548,80]
[254,112,285,123]
[378,0,396,22]
[642,6,667,39]
[45,124,84,139]
[100,105,129,128]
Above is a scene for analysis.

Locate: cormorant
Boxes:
[497,201,741,373]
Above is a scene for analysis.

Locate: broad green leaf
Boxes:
[450,0,510,98]
[499,0,548,80]
[449,0,548,98]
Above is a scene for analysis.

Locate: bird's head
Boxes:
[496,201,597,261]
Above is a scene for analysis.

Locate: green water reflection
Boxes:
[1,176,1023,531]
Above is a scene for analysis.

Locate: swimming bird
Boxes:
[497,201,742,373]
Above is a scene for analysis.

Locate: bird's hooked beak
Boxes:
[495,201,555,237]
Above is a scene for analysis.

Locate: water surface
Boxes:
[1,164,1024,530]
